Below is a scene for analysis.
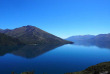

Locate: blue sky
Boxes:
[0,0,110,38]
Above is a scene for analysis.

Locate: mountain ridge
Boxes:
[0,25,72,44]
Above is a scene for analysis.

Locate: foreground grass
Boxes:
[66,61,110,74]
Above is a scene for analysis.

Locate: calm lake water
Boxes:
[0,44,110,74]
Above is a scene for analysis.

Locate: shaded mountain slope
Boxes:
[0,33,24,45]
[0,29,11,33]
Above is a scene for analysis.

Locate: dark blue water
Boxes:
[0,44,110,74]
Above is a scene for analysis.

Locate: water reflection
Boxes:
[0,44,64,58]
[74,42,110,49]
[0,45,23,56]
[0,44,110,74]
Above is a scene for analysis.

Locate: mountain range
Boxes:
[0,25,72,45]
[66,35,95,44]
[66,34,110,48]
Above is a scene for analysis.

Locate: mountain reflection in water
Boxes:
[74,42,110,49]
[0,44,64,58]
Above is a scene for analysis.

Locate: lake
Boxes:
[0,44,110,74]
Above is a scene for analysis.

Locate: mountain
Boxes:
[0,25,72,44]
[0,33,23,45]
